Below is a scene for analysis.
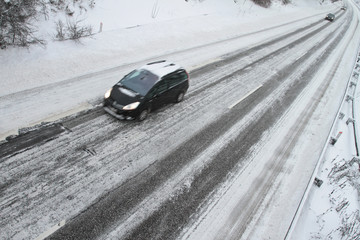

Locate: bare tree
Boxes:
[0,0,44,48]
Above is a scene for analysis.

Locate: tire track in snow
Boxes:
[125,17,352,240]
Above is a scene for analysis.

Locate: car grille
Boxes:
[112,101,124,110]
[107,105,118,113]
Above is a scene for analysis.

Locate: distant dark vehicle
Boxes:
[325,13,335,22]
[104,60,189,121]
[341,6,347,10]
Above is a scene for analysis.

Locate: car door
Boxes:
[164,70,189,101]
[147,80,169,109]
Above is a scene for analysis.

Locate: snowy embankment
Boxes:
[0,0,334,140]
[289,51,360,239]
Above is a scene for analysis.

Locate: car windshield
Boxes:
[119,69,159,96]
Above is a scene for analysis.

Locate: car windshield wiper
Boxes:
[119,84,140,96]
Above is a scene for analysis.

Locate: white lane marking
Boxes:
[35,220,66,240]
[228,84,263,109]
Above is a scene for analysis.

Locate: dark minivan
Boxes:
[104,60,189,121]
[325,13,335,22]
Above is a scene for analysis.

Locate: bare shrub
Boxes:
[66,19,92,40]
[251,0,272,8]
[54,19,93,41]
[55,20,66,40]
[151,0,160,19]
[88,0,95,9]
[49,0,66,10]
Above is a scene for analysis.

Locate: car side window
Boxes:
[167,70,187,88]
[147,81,167,98]
[156,80,168,93]
[147,87,157,98]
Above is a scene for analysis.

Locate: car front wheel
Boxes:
[138,108,149,121]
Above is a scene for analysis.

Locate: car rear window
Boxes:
[119,69,159,96]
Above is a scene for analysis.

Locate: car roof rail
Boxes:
[147,60,167,65]
[164,63,176,67]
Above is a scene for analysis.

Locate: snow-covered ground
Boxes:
[0,0,359,239]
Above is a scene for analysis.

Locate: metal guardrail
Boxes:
[284,49,360,240]
[352,56,360,156]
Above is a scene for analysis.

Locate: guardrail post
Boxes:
[339,112,345,119]
[346,118,355,125]
[346,95,354,102]
[330,131,342,145]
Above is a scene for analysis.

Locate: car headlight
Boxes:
[123,102,140,110]
[105,88,112,99]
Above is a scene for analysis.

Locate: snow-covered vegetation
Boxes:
[0,0,95,47]
[0,0,309,48]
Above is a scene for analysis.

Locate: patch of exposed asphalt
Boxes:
[0,123,65,161]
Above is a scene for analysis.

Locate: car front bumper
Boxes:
[103,99,138,120]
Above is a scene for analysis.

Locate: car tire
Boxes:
[138,108,149,121]
[175,92,185,103]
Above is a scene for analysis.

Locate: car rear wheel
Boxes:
[138,108,149,121]
[175,92,185,103]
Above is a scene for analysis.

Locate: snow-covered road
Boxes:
[1,0,360,240]
[0,2,335,140]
